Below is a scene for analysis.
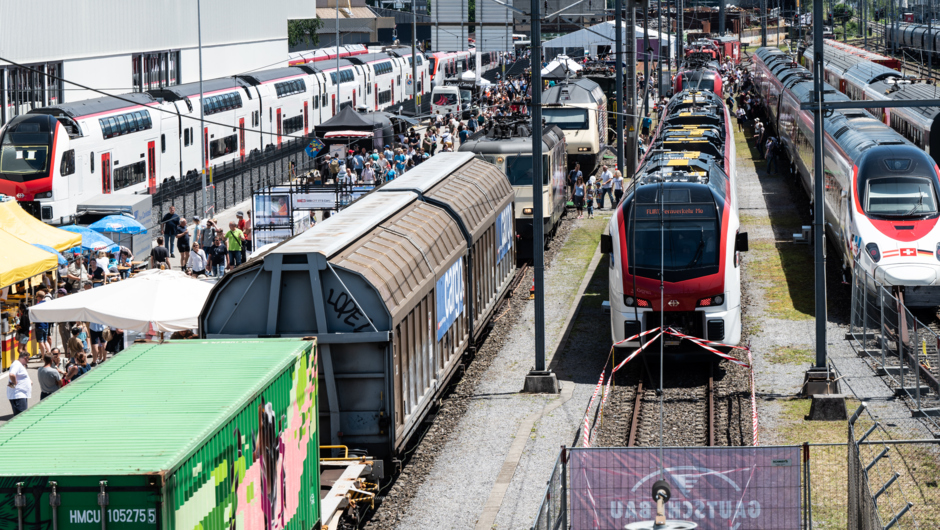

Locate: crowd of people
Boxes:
[152,205,251,277]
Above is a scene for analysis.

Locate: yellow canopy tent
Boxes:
[0,199,81,252]
[0,229,57,290]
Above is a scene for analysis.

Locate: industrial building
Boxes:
[0,0,316,127]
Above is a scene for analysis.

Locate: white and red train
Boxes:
[605,85,746,348]
[0,43,504,224]
[754,47,940,306]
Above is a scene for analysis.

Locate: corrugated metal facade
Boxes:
[0,0,315,65]
[430,0,468,52]
[474,0,511,53]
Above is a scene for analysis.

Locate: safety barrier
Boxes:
[848,263,940,423]
[532,447,567,530]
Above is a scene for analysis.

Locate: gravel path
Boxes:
[364,210,612,530]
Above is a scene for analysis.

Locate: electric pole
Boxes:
[719,0,725,34]
[811,0,829,372]
[616,0,625,175]
[626,8,637,179]
[762,0,768,46]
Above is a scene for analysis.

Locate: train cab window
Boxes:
[90,152,95,173]
[864,176,938,217]
[60,149,75,176]
[269,108,273,123]
[504,155,550,186]
[542,108,589,130]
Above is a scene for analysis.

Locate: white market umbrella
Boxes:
[29,269,213,333]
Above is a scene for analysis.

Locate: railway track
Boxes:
[598,356,751,449]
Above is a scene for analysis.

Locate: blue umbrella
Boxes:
[32,243,67,265]
[88,214,147,235]
[60,225,120,253]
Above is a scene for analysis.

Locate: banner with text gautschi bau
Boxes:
[570,446,801,530]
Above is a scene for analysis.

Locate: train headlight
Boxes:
[36,191,52,199]
[623,295,651,307]
[578,147,591,152]
[696,294,724,307]
[866,243,881,263]
[522,208,533,215]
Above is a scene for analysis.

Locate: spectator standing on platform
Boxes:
[151,237,170,269]
[225,222,244,270]
[176,218,191,270]
[8,352,31,415]
[39,354,61,400]
[188,243,208,276]
[160,205,180,258]
[598,166,614,209]
[207,236,228,277]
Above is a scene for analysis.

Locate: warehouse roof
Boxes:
[0,339,311,476]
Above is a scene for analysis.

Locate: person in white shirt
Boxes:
[7,351,32,416]
[187,243,209,276]
[361,163,375,185]
[612,170,625,205]
[598,166,614,209]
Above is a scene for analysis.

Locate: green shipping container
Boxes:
[0,339,319,530]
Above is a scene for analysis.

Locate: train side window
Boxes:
[184,128,190,147]
[59,149,75,176]
[161,134,166,153]
[269,108,273,123]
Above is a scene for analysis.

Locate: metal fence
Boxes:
[150,136,313,229]
[848,263,940,422]
[533,447,567,530]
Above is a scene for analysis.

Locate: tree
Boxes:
[288,18,325,48]
[833,4,854,42]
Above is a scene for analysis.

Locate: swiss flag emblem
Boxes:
[901,248,916,257]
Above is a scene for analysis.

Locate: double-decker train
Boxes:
[798,41,940,166]
[754,47,940,306]
[459,117,567,260]
[605,85,745,348]
[0,47,431,224]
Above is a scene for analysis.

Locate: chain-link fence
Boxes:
[849,263,940,424]
[532,447,567,530]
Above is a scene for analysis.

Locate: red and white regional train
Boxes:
[605,86,746,348]
[754,47,940,306]
[0,46,435,223]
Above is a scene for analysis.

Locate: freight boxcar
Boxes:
[0,339,319,530]
[200,153,516,462]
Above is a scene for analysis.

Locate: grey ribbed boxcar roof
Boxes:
[274,192,416,258]
[240,67,308,84]
[542,78,604,105]
[459,124,564,154]
[379,153,514,244]
[38,92,156,119]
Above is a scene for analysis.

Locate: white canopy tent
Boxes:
[541,21,677,64]
[540,55,584,76]
[29,270,214,333]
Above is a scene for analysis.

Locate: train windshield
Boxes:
[680,75,716,92]
[627,198,721,279]
[542,108,589,130]
[0,124,51,182]
[505,155,550,186]
[865,177,939,217]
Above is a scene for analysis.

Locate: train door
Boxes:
[239,117,246,160]
[147,140,156,194]
[276,108,282,148]
[100,152,112,194]
[303,103,308,136]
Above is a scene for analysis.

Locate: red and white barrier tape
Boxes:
[747,346,759,446]
[581,373,605,447]
[664,328,750,368]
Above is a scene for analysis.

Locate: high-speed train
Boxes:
[605,87,745,348]
[0,47,431,224]
[754,47,940,306]
[542,78,608,176]
[459,117,567,260]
